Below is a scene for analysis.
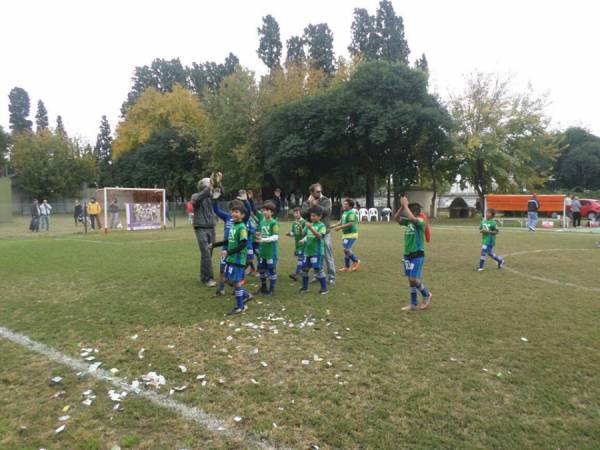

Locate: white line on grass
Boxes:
[502,248,600,292]
[0,325,281,450]
[55,237,184,245]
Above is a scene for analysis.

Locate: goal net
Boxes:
[95,187,167,231]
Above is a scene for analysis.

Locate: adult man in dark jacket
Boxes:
[192,177,217,287]
[274,188,285,219]
[301,183,336,284]
[29,199,40,232]
[527,193,540,232]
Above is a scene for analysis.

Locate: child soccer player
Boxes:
[212,197,235,296]
[394,196,433,311]
[332,198,361,272]
[254,200,279,295]
[476,208,505,271]
[210,202,252,315]
[300,205,329,294]
[286,207,306,281]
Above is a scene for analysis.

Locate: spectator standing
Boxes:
[192,176,218,287]
[109,198,120,229]
[74,200,83,226]
[87,198,102,230]
[301,183,336,284]
[572,196,582,228]
[29,199,40,232]
[186,200,194,224]
[39,199,53,231]
[527,193,540,232]
[564,193,573,227]
[273,188,285,220]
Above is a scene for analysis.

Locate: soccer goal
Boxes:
[95,187,167,232]
[484,194,566,228]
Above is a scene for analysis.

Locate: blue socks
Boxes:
[344,256,351,268]
[302,272,309,290]
[317,272,327,291]
[296,257,303,274]
[235,289,245,309]
[417,283,430,298]
[410,287,418,306]
[218,281,225,292]
[268,270,277,293]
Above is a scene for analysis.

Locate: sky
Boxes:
[1,0,599,143]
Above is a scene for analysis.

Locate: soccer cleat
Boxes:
[350,260,361,272]
[213,290,225,297]
[339,267,350,273]
[299,288,309,293]
[319,289,329,295]
[474,267,484,272]
[243,293,253,304]
[258,285,269,294]
[227,306,247,316]
[289,274,299,282]
[498,259,506,269]
[328,277,336,285]
[205,280,217,288]
[401,304,418,311]
[419,293,432,310]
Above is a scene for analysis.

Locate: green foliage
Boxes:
[188,53,239,99]
[257,15,282,71]
[304,23,335,77]
[94,115,113,187]
[205,68,261,190]
[0,126,10,175]
[285,35,306,66]
[55,115,67,138]
[451,72,556,207]
[8,87,32,134]
[554,127,600,189]
[35,100,49,132]
[11,130,96,198]
[415,53,429,74]
[349,1,410,63]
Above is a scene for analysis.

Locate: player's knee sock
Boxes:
[218,281,225,292]
[302,271,309,290]
[296,257,303,274]
[235,288,245,310]
[349,252,358,262]
[479,248,487,269]
[259,272,267,288]
[410,286,418,306]
[344,255,351,268]
[268,270,277,293]
[248,261,255,271]
[491,253,503,263]
[417,283,430,298]
[317,271,327,290]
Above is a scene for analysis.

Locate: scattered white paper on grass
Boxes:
[521,337,528,342]
[260,361,268,367]
[178,365,187,373]
[233,416,242,423]
[54,424,66,434]
[138,348,145,359]
[58,415,70,422]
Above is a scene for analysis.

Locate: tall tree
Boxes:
[55,115,67,138]
[257,15,282,71]
[415,53,429,74]
[348,8,377,59]
[8,87,33,134]
[554,128,600,190]
[285,36,306,66]
[188,53,239,99]
[94,115,113,187]
[35,100,49,132]
[375,0,410,63]
[451,72,556,210]
[304,23,335,77]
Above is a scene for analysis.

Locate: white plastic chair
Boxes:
[368,208,379,222]
[381,207,392,222]
[358,208,369,222]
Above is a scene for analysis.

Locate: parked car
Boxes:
[579,199,600,220]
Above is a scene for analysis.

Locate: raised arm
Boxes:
[212,200,230,222]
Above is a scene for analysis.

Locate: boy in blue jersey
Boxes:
[394,196,432,311]
[210,201,252,315]
[299,205,329,295]
[476,208,505,271]
[254,200,280,295]
[212,198,235,296]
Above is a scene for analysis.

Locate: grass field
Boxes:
[1,216,600,449]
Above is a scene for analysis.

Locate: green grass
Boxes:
[1,219,600,449]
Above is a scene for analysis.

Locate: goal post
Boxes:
[95,187,167,232]
[484,194,566,227]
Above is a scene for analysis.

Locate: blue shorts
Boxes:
[294,249,304,258]
[302,255,323,271]
[403,256,424,279]
[224,264,245,283]
[342,238,356,250]
[481,244,495,255]
[258,257,277,271]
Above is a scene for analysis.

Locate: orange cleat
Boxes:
[339,267,350,273]
[350,260,361,272]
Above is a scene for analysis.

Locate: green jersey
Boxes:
[303,221,326,257]
[341,209,359,238]
[291,218,306,252]
[225,221,248,266]
[399,217,426,256]
[480,219,498,246]
[256,210,279,260]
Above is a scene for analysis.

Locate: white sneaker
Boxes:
[205,280,217,287]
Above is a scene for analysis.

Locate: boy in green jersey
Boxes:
[332,198,361,272]
[210,201,252,315]
[394,195,432,311]
[477,208,505,271]
[255,200,280,295]
[300,205,329,294]
[286,207,306,281]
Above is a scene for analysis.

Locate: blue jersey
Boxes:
[213,201,234,240]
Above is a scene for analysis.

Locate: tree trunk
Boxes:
[430,174,437,218]
[366,173,375,208]
[386,175,391,208]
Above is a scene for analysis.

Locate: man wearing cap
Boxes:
[192,176,218,287]
[527,193,540,232]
